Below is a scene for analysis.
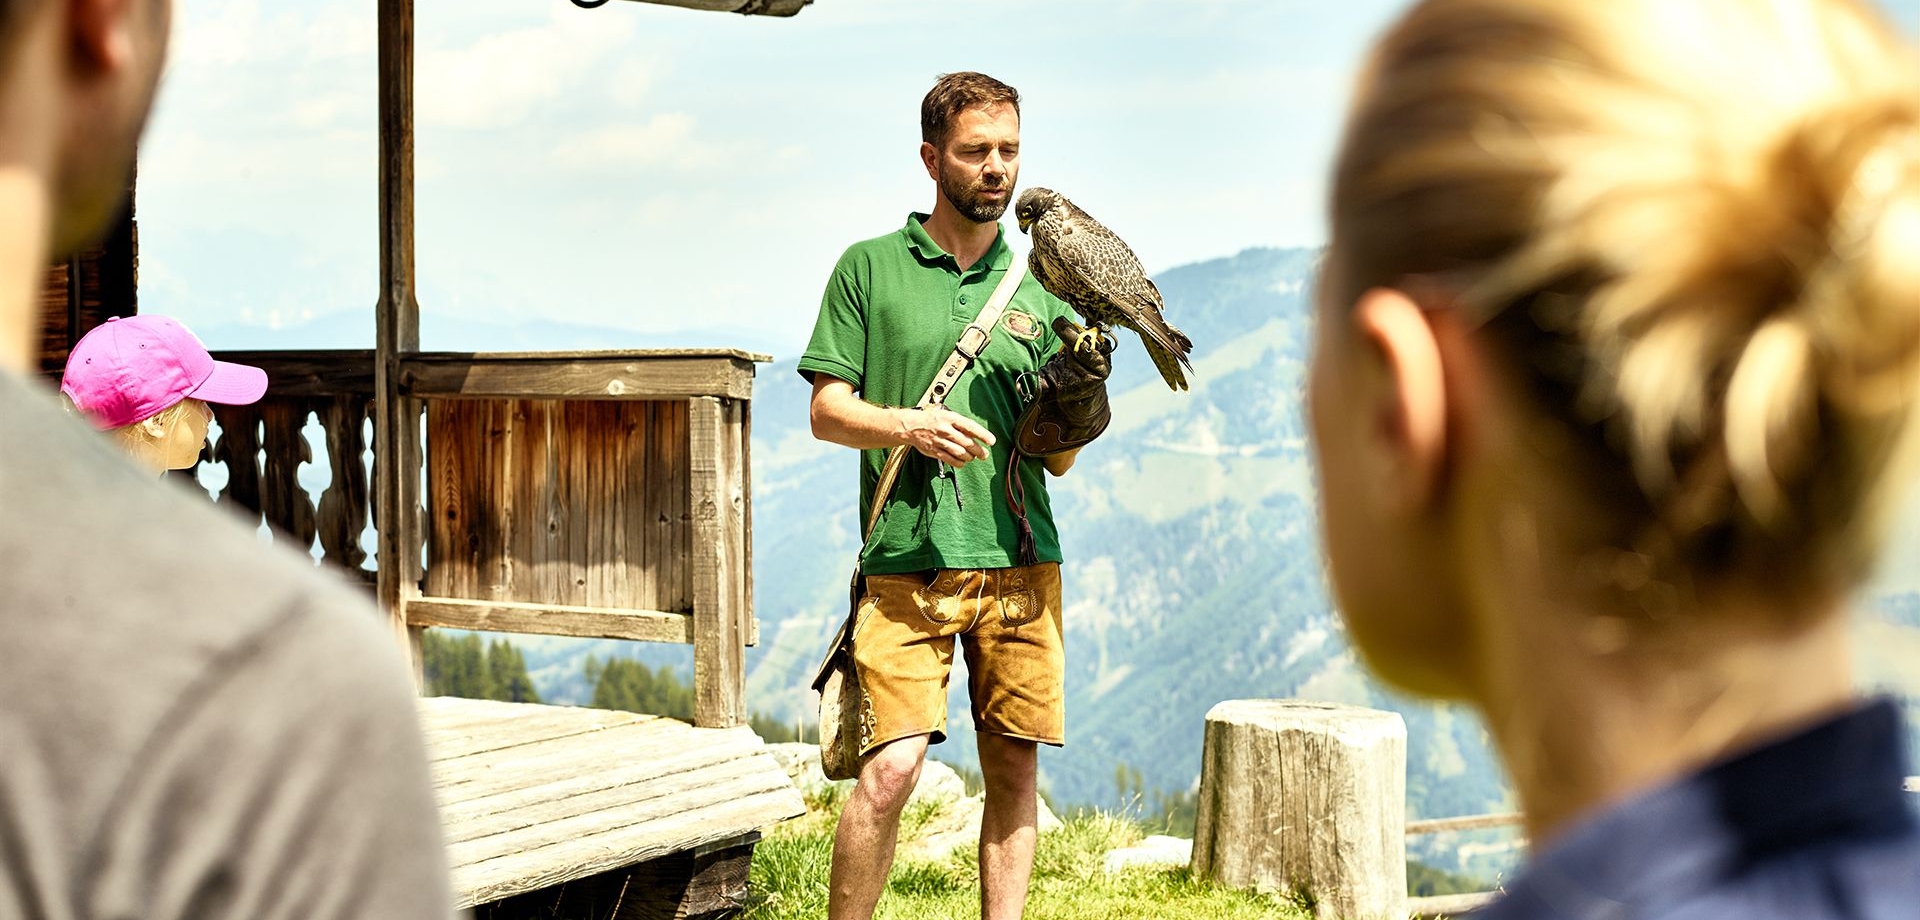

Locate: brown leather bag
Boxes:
[812,573,866,781]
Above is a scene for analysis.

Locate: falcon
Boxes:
[1015,187,1194,391]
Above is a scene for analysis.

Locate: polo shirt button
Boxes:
[960,295,970,304]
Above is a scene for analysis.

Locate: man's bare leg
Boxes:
[828,734,930,920]
[978,732,1039,920]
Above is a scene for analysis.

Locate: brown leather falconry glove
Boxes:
[1015,316,1114,456]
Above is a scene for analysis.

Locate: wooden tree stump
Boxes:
[1191,700,1407,920]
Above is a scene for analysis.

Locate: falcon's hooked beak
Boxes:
[1017,213,1032,234]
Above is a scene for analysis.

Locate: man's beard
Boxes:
[939,165,1014,224]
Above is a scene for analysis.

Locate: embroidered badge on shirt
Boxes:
[1003,310,1042,341]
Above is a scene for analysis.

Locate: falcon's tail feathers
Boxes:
[1125,292,1193,391]
[1145,337,1191,391]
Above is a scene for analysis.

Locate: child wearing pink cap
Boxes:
[60,315,268,474]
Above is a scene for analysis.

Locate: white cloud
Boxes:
[548,114,699,171]
[170,0,261,69]
[417,9,638,130]
[301,7,377,64]
[607,57,657,111]
[167,0,372,73]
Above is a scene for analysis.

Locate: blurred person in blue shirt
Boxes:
[1310,0,1920,916]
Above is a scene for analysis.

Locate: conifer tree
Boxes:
[586,656,693,720]
[422,630,539,703]
[487,639,540,703]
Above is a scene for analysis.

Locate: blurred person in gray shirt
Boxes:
[0,1,454,917]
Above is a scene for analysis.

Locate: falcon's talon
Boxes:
[1073,333,1102,361]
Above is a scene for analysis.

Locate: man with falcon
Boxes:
[799,71,1114,920]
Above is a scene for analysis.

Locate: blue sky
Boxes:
[135,0,1409,351]
[136,0,1920,353]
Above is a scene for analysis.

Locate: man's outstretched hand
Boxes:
[896,406,995,466]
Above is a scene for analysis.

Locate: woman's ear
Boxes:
[138,414,167,441]
[1352,286,1450,512]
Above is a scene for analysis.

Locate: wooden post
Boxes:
[741,399,756,647]
[688,396,745,728]
[375,0,425,681]
[1191,700,1407,920]
[38,179,136,377]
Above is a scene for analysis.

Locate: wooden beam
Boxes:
[411,348,770,362]
[689,396,745,729]
[1404,813,1524,836]
[1409,892,1499,918]
[39,178,136,378]
[742,398,757,647]
[469,832,762,920]
[209,350,377,397]
[407,597,693,644]
[612,0,814,17]
[453,788,797,908]
[376,0,426,681]
[401,353,758,401]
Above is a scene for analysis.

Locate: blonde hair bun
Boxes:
[1333,0,1920,590]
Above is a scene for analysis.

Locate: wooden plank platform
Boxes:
[420,696,806,910]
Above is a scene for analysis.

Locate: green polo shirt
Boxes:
[800,213,1076,575]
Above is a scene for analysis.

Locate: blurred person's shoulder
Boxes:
[0,370,447,914]
[0,370,403,730]
[1479,699,1920,920]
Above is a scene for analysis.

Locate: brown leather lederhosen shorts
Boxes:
[851,561,1065,755]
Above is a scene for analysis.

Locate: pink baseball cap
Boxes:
[60,315,269,430]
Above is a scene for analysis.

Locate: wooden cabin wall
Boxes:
[427,398,695,614]
[39,185,138,377]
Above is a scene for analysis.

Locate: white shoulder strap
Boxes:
[864,251,1030,540]
[914,254,1029,409]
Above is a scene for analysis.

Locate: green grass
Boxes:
[742,790,1311,920]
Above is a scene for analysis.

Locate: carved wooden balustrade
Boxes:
[192,350,377,583]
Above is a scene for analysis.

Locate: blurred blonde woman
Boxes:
[61,315,266,475]
[1311,0,1920,915]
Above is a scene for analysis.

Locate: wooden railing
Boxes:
[190,347,766,728]
[403,349,761,727]
[1404,813,1522,836]
[198,350,376,582]
[1404,813,1521,918]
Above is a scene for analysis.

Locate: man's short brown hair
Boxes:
[921,72,1020,147]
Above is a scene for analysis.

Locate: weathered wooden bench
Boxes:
[421,697,803,915]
